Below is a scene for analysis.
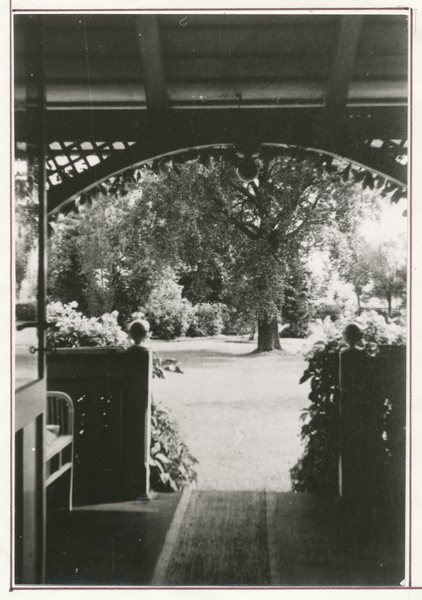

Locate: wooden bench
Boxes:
[46,392,74,511]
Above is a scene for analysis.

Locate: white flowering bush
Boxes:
[46,301,127,348]
[308,309,406,353]
[187,303,229,337]
[143,275,194,340]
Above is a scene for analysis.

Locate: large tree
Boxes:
[48,148,397,350]
[128,152,382,350]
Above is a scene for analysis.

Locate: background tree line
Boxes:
[34,148,406,350]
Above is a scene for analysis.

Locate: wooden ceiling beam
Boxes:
[325,16,363,109]
[136,15,168,110]
[15,106,405,144]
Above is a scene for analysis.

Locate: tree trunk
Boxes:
[257,316,281,352]
[387,293,392,316]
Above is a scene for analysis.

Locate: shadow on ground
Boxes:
[46,490,404,587]
[46,492,182,586]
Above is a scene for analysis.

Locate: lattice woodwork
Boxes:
[46,141,136,188]
[44,137,407,192]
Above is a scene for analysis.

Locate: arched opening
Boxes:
[47,141,407,217]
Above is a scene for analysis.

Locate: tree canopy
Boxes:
[47,147,400,350]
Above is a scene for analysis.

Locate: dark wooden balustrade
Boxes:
[339,344,406,545]
[47,347,152,506]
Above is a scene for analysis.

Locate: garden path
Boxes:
[152,337,310,492]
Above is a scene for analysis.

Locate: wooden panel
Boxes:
[39,106,407,145]
[166,56,329,81]
[160,26,337,57]
[348,80,407,101]
[43,13,136,30]
[47,349,152,505]
[21,425,37,583]
[158,14,339,28]
[16,416,44,584]
[45,82,145,104]
[18,80,405,108]
[41,56,329,82]
[15,380,45,433]
[42,29,139,59]
[339,346,406,513]
[21,54,407,87]
[353,55,408,79]
[14,430,24,584]
[168,82,325,104]
[43,58,142,81]
[358,23,408,55]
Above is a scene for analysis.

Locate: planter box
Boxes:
[47,347,152,506]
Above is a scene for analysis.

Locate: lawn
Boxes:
[152,336,311,492]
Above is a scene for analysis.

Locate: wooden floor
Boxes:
[45,489,405,587]
[153,490,405,587]
[45,492,183,586]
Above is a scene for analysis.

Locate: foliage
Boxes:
[312,303,343,323]
[150,403,199,492]
[15,159,39,299]
[280,262,315,337]
[290,310,406,493]
[142,271,194,339]
[133,150,387,350]
[48,182,170,323]
[46,301,127,348]
[223,308,256,336]
[187,302,229,337]
[47,145,401,351]
[290,337,341,494]
[365,239,407,315]
[336,235,372,309]
[337,234,407,315]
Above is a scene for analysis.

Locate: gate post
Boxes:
[339,341,406,529]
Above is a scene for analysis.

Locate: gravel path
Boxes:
[152,337,311,492]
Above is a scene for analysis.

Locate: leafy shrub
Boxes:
[150,403,198,492]
[222,309,256,336]
[279,323,310,339]
[187,303,228,337]
[46,300,198,492]
[46,301,127,348]
[312,303,343,322]
[290,310,406,493]
[143,275,194,340]
[16,302,37,322]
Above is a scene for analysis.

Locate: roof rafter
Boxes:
[325,15,363,109]
[136,15,168,110]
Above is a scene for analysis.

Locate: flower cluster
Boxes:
[46,301,127,348]
[306,309,406,356]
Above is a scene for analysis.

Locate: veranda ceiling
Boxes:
[14,13,408,212]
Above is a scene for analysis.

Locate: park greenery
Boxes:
[290,310,406,494]
[17,147,407,493]
[41,147,407,351]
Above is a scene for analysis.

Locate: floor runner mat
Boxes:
[153,489,271,586]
